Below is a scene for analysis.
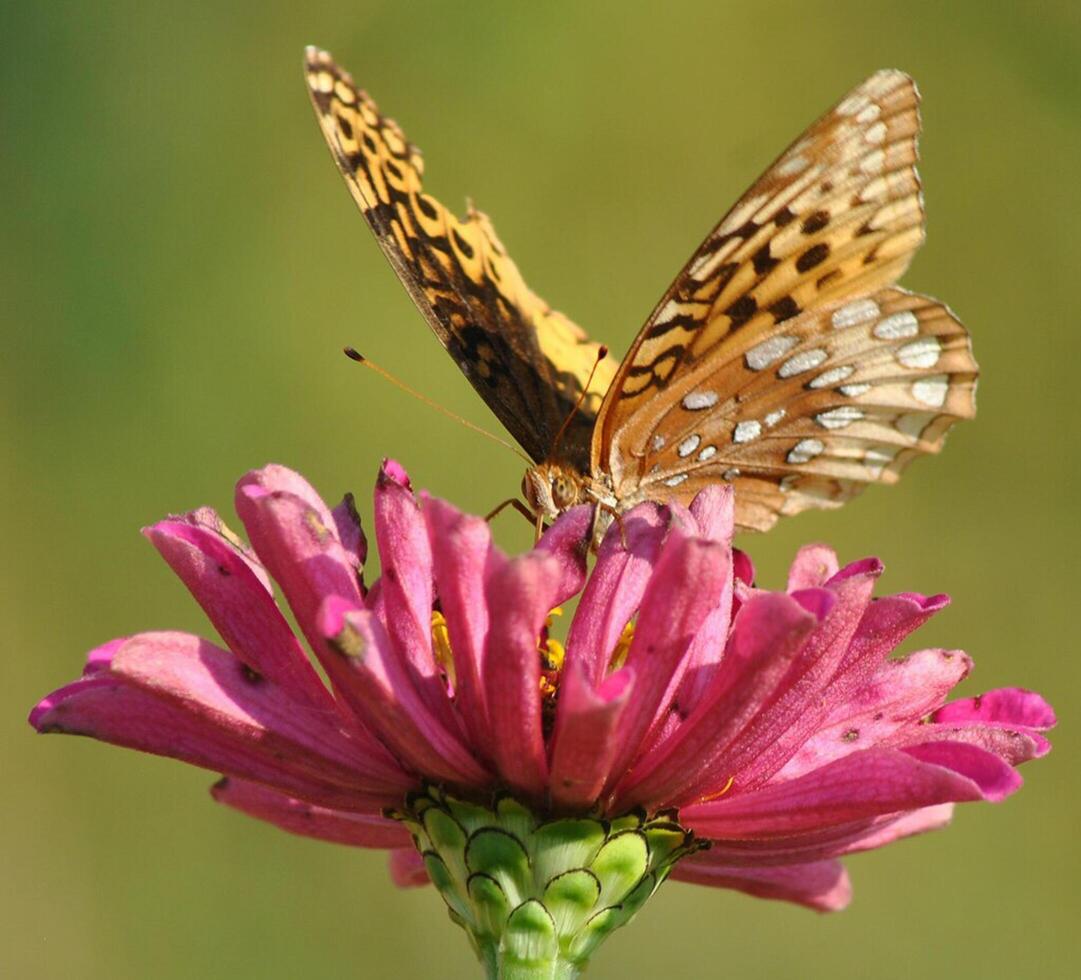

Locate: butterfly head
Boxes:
[522,463,584,522]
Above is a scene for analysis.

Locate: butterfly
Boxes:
[305,47,976,543]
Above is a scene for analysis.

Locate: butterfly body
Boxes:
[306,48,977,538]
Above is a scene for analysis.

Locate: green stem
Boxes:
[477,938,581,980]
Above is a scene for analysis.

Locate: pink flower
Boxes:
[31,462,1053,931]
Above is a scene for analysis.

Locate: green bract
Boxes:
[395,787,704,979]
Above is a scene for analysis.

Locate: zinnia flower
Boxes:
[31,462,1053,978]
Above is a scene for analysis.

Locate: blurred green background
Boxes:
[5,1,1079,977]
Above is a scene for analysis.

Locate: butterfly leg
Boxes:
[485,496,537,527]
[595,503,627,551]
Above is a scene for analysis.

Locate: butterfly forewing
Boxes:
[595,71,923,456]
[305,48,613,466]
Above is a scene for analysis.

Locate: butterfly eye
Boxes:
[551,475,577,509]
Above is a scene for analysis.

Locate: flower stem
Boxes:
[477,940,581,980]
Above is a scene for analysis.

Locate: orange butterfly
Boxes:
[306,48,976,543]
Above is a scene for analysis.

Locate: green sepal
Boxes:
[396,787,703,979]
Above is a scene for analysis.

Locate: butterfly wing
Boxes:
[618,289,977,530]
[305,48,614,465]
[592,70,976,529]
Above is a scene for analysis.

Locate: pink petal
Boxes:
[828,556,884,584]
[482,552,563,798]
[720,566,881,789]
[423,495,502,750]
[603,533,730,796]
[388,847,429,887]
[908,723,1050,765]
[672,857,851,912]
[902,741,1022,802]
[787,544,840,591]
[615,592,821,811]
[688,484,734,543]
[691,804,956,868]
[830,592,951,696]
[778,648,973,779]
[732,549,755,587]
[548,663,635,811]
[108,631,408,789]
[32,671,402,813]
[535,505,592,603]
[144,517,331,709]
[373,461,458,730]
[331,493,368,580]
[681,747,990,839]
[173,506,274,592]
[211,777,409,848]
[932,688,1057,730]
[318,598,489,787]
[234,472,363,659]
[673,493,735,714]
[83,637,127,675]
[840,804,955,855]
[564,502,667,686]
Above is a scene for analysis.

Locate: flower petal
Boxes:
[603,533,730,795]
[721,565,882,789]
[787,544,840,591]
[388,847,429,887]
[144,517,331,708]
[548,662,635,811]
[615,591,821,811]
[482,552,563,797]
[902,741,1022,802]
[688,484,734,544]
[535,504,591,603]
[211,777,410,848]
[235,469,363,657]
[319,598,489,787]
[830,592,950,695]
[681,747,990,839]
[331,492,368,580]
[778,648,973,779]
[932,688,1056,730]
[839,803,955,855]
[564,502,668,686]
[32,660,403,812]
[108,631,407,789]
[671,857,851,912]
[374,461,457,728]
[696,804,955,868]
[423,495,501,750]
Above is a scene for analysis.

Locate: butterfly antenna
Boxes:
[343,348,532,464]
[548,345,608,460]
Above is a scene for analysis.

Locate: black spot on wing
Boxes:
[725,294,758,328]
[752,244,779,276]
[796,242,830,273]
[769,296,801,322]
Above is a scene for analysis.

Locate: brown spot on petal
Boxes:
[240,664,263,685]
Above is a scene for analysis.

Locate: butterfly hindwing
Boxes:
[305,48,613,465]
[613,288,977,530]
